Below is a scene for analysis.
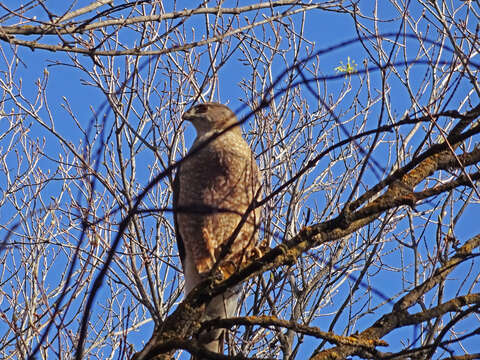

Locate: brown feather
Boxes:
[173,103,263,357]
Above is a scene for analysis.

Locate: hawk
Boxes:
[173,102,263,356]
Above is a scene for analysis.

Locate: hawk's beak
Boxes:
[182,108,195,121]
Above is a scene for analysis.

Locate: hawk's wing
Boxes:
[172,166,186,268]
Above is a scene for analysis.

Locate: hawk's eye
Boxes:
[195,104,208,114]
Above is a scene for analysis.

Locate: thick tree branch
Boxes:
[310,234,480,359]
[208,316,388,348]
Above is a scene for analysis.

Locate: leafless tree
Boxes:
[0,1,479,359]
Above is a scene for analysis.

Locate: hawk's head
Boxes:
[182,102,240,136]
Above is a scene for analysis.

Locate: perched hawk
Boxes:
[173,102,263,356]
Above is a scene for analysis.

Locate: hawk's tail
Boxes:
[192,287,238,359]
